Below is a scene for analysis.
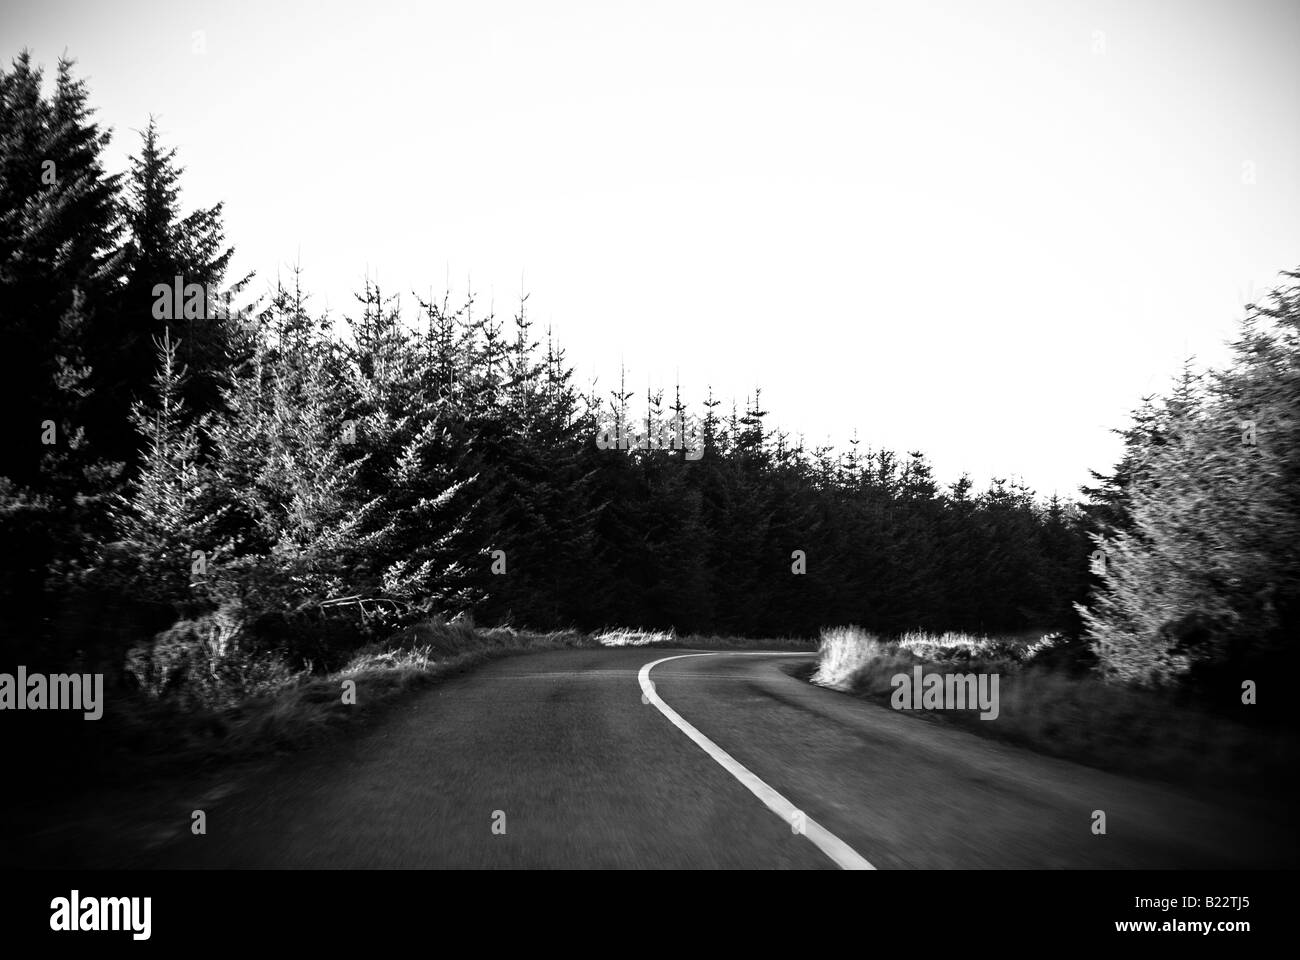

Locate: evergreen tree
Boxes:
[1080,270,1300,685]
[207,282,380,615]
[96,331,226,613]
[102,117,250,468]
[0,52,125,484]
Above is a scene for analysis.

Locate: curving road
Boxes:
[121,648,1290,869]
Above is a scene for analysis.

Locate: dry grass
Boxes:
[594,626,815,650]
[593,627,678,647]
[812,626,910,690]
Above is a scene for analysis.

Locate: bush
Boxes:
[125,602,301,709]
[813,625,915,690]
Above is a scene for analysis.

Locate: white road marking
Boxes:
[638,653,876,870]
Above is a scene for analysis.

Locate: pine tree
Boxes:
[207,283,380,615]
[1080,269,1300,684]
[0,52,125,484]
[98,330,226,613]
[102,117,250,468]
[343,283,486,612]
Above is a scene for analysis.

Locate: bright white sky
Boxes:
[6,0,1298,498]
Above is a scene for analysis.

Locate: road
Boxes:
[105,648,1293,868]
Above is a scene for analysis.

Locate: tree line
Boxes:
[6,51,1291,699]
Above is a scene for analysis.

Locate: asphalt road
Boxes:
[111,648,1292,869]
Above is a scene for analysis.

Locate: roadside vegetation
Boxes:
[812,625,1295,799]
[592,627,814,649]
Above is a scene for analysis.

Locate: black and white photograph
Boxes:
[0,0,1296,945]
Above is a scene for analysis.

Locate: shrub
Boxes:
[125,602,301,709]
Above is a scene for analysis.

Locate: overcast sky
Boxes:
[6,0,1298,498]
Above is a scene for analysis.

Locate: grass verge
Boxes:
[810,625,1296,802]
